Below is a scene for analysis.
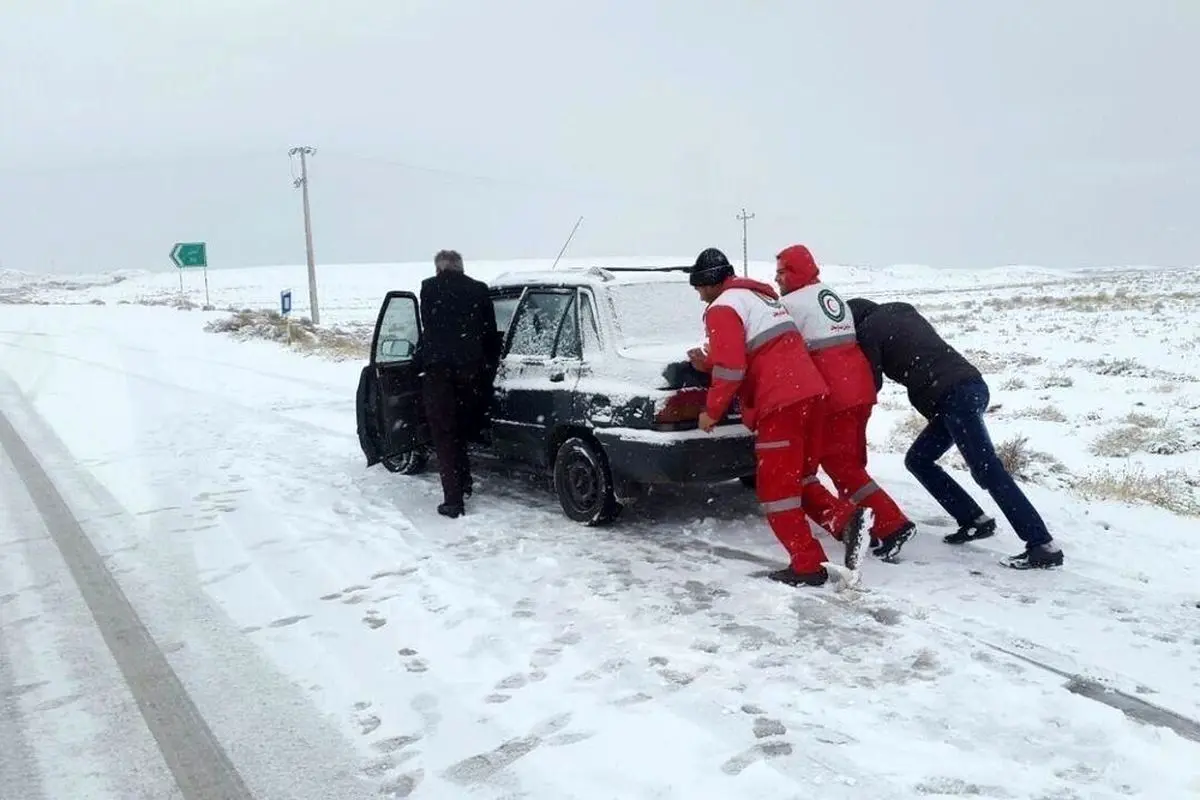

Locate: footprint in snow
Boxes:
[720,740,794,775]
[495,673,527,691]
[574,657,627,684]
[371,566,418,581]
[363,610,387,629]
[351,700,381,739]
[378,769,424,798]
[398,647,428,672]
[440,712,593,786]
[718,703,795,774]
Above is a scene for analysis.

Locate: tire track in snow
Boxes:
[0,410,255,799]
[0,355,382,800]
[0,599,44,800]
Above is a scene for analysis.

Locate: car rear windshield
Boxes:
[607,281,706,346]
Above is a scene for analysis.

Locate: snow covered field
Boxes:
[1,257,1198,799]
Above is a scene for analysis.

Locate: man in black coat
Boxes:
[847,298,1064,569]
[419,250,500,518]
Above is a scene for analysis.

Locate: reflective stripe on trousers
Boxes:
[760,495,804,514]
[712,365,745,380]
[849,480,879,504]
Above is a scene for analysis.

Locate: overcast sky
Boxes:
[1,0,1197,274]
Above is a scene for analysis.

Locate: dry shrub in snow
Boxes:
[1010,404,1068,423]
[205,309,370,361]
[994,435,1068,484]
[1124,411,1160,427]
[1066,357,1197,384]
[962,349,1042,375]
[984,289,1200,314]
[1000,376,1027,390]
[1037,373,1075,389]
[1073,467,1200,517]
[884,413,928,452]
[1089,413,1198,457]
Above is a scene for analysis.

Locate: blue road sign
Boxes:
[280,290,292,316]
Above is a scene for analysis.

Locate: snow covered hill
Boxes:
[1,258,1198,798]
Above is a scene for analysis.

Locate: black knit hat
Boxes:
[689,247,735,287]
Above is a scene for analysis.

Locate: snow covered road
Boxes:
[1,296,1199,799]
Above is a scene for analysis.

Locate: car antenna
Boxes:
[550,215,584,271]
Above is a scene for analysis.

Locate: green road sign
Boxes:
[171,242,207,269]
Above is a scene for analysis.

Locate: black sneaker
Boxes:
[1002,543,1063,570]
[437,502,464,519]
[944,517,996,545]
[872,522,917,562]
[840,508,868,572]
[766,566,829,587]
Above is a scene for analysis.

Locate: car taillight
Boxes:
[654,387,707,428]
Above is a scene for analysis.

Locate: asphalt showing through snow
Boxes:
[0,408,257,800]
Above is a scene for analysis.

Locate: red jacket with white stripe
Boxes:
[777,244,877,413]
[701,276,829,431]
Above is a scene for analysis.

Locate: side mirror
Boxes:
[380,338,415,359]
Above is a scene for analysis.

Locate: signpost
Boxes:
[281,289,293,343]
[171,242,210,307]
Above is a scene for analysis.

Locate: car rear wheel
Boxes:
[381,448,428,475]
[553,436,621,526]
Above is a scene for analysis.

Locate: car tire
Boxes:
[381,448,429,475]
[739,474,757,490]
[553,436,622,526]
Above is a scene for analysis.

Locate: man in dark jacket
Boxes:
[847,298,1064,569]
[419,250,500,518]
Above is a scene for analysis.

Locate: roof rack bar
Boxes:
[599,266,693,273]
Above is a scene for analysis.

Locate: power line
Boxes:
[288,146,320,326]
[736,208,755,277]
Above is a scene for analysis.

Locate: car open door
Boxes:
[355,290,429,466]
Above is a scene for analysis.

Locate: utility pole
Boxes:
[736,207,755,277]
[289,145,320,325]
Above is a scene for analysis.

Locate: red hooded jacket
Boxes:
[699,276,829,430]
[776,244,877,413]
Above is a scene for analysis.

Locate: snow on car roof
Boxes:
[489,266,692,289]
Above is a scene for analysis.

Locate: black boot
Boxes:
[944,517,996,545]
[766,566,829,587]
[1002,542,1063,569]
[840,508,868,572]
[437,502,464,519]
[872,521,917,562]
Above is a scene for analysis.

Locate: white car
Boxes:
[356,265,755,524]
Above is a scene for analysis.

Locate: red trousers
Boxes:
[754,401,858,573]
[805,404,910,538]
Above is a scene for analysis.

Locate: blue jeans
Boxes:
[904,378,1051,547]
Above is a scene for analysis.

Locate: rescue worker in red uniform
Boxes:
[775,244,917,561]
[686,247,867,587]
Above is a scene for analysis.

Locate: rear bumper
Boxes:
[594,424,756,485]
